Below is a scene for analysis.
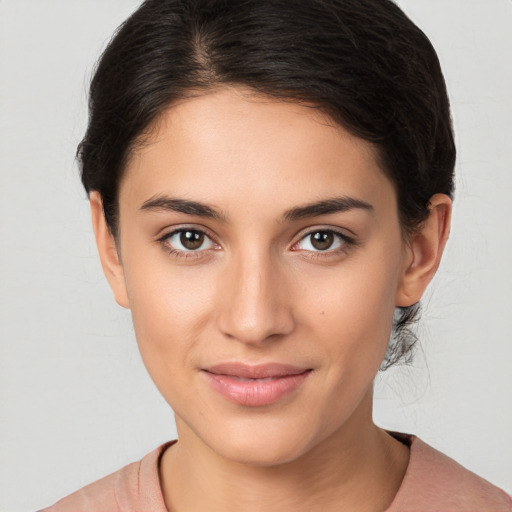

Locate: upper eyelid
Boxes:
[293,230,353,249]
[157,225,217,243]
[158,228,219,256]
[157,225,356,250]
[294,226,356,243]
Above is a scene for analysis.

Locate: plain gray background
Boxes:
[1,1,511,510]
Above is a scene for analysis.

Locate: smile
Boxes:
[201,363,312,407]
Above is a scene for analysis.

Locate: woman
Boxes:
[38,0,511,510]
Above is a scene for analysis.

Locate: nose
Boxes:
[216,249,295,345]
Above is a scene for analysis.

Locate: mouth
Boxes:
[201,363,313,407]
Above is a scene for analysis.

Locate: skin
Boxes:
[91,86,451,512]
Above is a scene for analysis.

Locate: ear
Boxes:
[396,193,452,307]
[89,191,130,309]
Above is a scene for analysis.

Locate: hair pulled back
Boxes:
[78,0,456,369]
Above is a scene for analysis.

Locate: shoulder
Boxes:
[38,442,173,512]
[388,434,512,512]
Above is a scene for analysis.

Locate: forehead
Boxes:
[120,87,396,217]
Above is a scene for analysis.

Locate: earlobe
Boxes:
[89,192,130,309]
[396,193,452,307]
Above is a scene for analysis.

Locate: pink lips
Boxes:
[202,363,312,407]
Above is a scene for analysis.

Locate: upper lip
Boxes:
[203,363,311,379]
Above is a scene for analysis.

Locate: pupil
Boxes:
[311,231,333,251]
[180,230,204,250]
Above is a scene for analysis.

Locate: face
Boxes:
[109,87,413,465]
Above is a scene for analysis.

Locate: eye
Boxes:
[294,229,354,253]
[160,229,218,253]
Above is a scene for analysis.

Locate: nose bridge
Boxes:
[217,245,294,344]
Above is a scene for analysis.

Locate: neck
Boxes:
[159,395,409,512]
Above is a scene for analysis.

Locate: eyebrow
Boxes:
[140,196,227,222]
[282,196,374,222]
[140,195,373,222]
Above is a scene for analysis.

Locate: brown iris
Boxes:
[180,230,205,250]
[310,231,334,251]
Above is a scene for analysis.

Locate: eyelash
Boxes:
[156,227,357,260]
[156,227,219,260]
[292,229,357,258]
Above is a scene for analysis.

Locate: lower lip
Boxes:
[202,370,311,407]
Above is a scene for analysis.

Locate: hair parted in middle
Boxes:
[78,0,456,369]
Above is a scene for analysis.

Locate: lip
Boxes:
[201,363,312,407]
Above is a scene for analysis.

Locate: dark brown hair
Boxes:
[78,0,456,368]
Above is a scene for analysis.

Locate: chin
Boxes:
[218,437,309,467]
[200,415,323,468]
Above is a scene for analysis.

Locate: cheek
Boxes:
[298,249,401,366]
[122,255,217,374]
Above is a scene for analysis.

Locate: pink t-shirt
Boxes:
[40,435,512,512]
